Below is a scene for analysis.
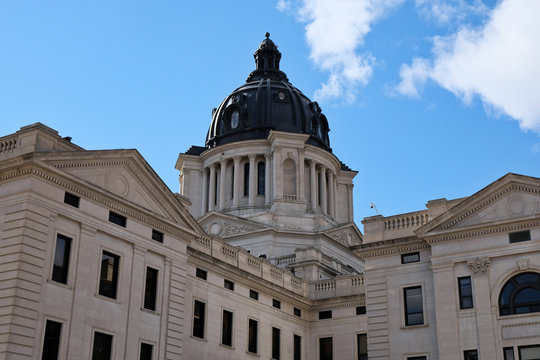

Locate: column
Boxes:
[309,160,317,211]
[272,147,282,199]
[219,159,227,210]
[208,164,216,212]
[264,153,271,205]
[333,176,338,218]
[248,154,256,206]
[201,168,208,215]
[347,183,354,221]
[298,149,305,201]
[233,156,241,207]
[328,172,335,218]
[320,165,328,214]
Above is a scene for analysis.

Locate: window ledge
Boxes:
[246,351,260,358]
[190,335,207,342]
[94,293,121,304]
[458,308,476,317]
[400,323,429,330]
[47,279,73,290]
[140,307,160,315]
[219,344,235,350]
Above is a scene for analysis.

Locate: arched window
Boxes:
[499,272,540,316]
[257,162,265,196]
[244,163,250,196]
[283,158,297,197]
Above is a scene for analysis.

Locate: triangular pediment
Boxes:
[199,212,266,239]
[324,222,363,247]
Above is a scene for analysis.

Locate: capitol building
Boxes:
[1,34,539,360]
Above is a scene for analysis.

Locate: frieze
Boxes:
[204,219,257,238]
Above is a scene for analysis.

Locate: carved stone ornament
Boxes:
[203,220,256,238]
[467,257,491,276]
[330,230,355,247]
[518,259,529,270]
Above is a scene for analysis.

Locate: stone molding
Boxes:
[356,237,430,259]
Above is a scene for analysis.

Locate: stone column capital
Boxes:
[248,153,257,161]
[467,257,491,276]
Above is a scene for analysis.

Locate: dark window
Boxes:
[401,252,420,264]
[140,343,153,360]
[404,286,424,326]
[196,268,207,280]
[503,347,515,360]
[224,279,234,290]
[248,319,258,354]
[294,334,301,360]
[92,332,113,360]
[509,230,531,243]
[272,327,281,360]
[273,299,281,309]
[99,251,119,299]
[244,163,250,196]
[458,276,474,309]
[257,162,265,196]
[64,192,80,208]
[356,306,366,315]
[108,211,126,227]
[41,320,62,360]
[407,357,427,360]
[222,310,233,346]
[294,307,301,317]
[193,300,205,339]
[518,345,540,360]
[357,333,367,360]
[319,310,332,319]
[52,234,71,284]
[464,350,478,360]
[499,272,540,316]
[250,289,259,300]
[319,337,333,360]
[151,229,163,243]
[144,267,158,311]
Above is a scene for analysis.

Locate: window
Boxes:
[222,310,233,346]
[140,343,153,360]
[404,286,424,326]
[272,327,281,360]
[196,268,207,280]
[244,163,250,196]
[458,276,473,309]
[294,334,301,360]
[407,357,426,360]
[144,267,158,311]
[52,234,71,284]
[108,211,126,227]
[319,310,332,319]
[64,192,80,208]
[273,299,281,309]
[248,319,258,354]
[319,337,333,360]
[294,307,301,317]
[503,347,515,360]
[499,272,540,316]
[92,332,113,360]
[42,320,62,360]
[257,162,265,195]
[464,349,478,360]
[519,345,540,360]
[509,230,531,243]
[224,279,234,290]
[356,306,366,315]
[193,300,205,339]
[99,251,119,299]
[357,333,367,360]
[151,229,163,243]
[250,289,259,300]
[401,252,420,264]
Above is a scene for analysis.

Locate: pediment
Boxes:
[199,212,266,239]
[324,222,363,247]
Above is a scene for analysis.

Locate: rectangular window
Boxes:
[464,350,478,360]
[509,230,531,243]
[224,279,234,290]
[248,319,258,354]
[144,267,158,311]
[319,337,333,360]
[64,192,80,208]
[294,334,301,360]
[357,333,367,360]
[99,251,119,299]
[401,252,420,264]
[407,357,427,360]
[503,347,515,360]
[151,229,163,243]
[108,211,126,227]
[294,307,302,317]
[273,299,281,309]
[458,276,473,309]
[519,345,540,360]
[52,234,71,284]
[404,286,424,326]
[193,300,206,339]
[272,327,281,360]
[196,268,207,280]
[42,320,62,360]
[319,310,332,319]
[356,306,366,315]
[92,332,113,360]
[249,289,259,300]
[140,343,153,360]
[222,310,233,346]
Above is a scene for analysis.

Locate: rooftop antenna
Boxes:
[370,202,379,215]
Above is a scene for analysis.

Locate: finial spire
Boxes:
[265,32,270,38]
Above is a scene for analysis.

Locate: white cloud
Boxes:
[396,0,540,134]
[415,0,488,26]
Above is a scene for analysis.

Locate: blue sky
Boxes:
[1,0,539,226]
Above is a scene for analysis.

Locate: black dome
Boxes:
[205,33,331,152]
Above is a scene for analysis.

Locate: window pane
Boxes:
[42,320,62,360]
[499,272,540,316]
[464,350,478,360]
[244,163,249,196]
[63,192,80,208]
[294,335,301,360]
[272,327,280,360]
[249,289,258,300]
[144,267,158,311]
[193,300,205,339]
[515,273,538,284]
[319,310,332,319]
[273,299,281,309]
[248,319,258,354]
[108,211,126,227]
[459,277,473,309]
[357,333,367,360]
[401,252,420,264]
[151,229,163,243]
[224,279,234,290]
[222,310,233,346]
[404,286,424,326]
[99,251,119,299]
[140,343,153,360]
[257,162,265,195]
[52,235,71,284]
[519,345,540,360]
[92,332,113,360]
[319,337,333,360]
[503,347,515,360]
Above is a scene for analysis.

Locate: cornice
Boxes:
[355,237,430,259]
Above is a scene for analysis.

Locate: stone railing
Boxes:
[283,194,297,201]
[269,254,296,267]
[310,274,365,300]
[0,135,18,154]
[384,212,428,231]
